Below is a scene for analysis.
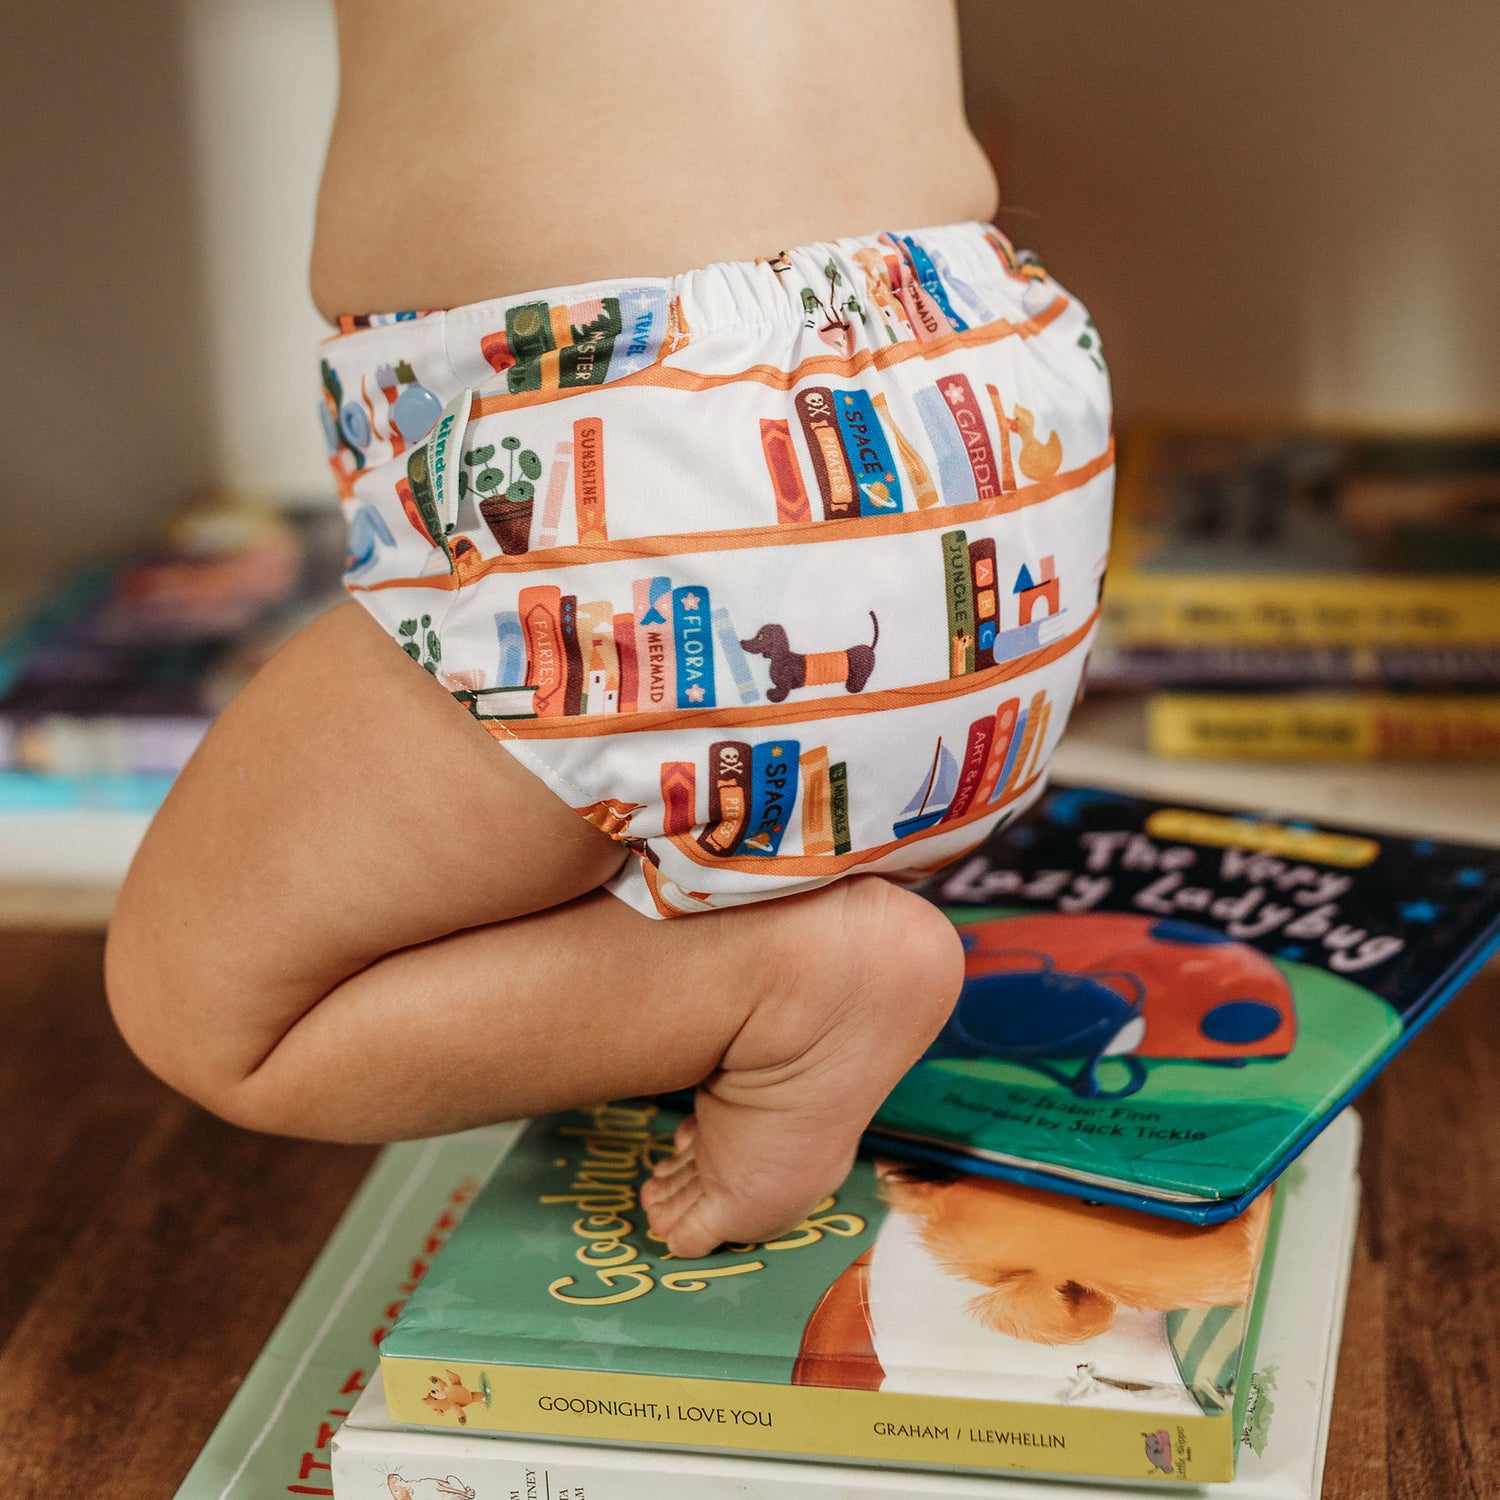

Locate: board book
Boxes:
[1086,636,1500,691]
[377,1100,1280,1484]
[866,781,1500,1222]
[0,499,344,780]
[337,1110,1359,1499]
[1145,690,1500,760]
[1103,425,1500,650]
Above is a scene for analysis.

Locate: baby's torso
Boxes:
[312,0,997,320]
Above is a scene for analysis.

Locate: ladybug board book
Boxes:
[869,783,1500,1222]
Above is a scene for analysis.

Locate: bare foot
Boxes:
[639,877,964,1259]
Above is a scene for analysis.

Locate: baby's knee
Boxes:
[105,871,266,1131]
[783,876,965,1046]
[848,878,966,1033]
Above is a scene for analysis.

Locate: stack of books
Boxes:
[1091,425,1500,761]
[171,782,1500,1500]
[0,494,344,883]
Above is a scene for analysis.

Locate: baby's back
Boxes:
[312,0,998,319]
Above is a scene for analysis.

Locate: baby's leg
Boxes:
[105,603,962,1253]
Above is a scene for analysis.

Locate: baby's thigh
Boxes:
[107,601,625,1079]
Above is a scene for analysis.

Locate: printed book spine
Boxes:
[1085,640,1500,690]
[1147,692,1500,760]
[0,568,112,699]
[828,759,852,854]
[379,1356,1240,1482]
[0,769,174,814]
[941,529,976,675]
[335,1381,1134,1500]
[334,1379,1132,1500]
[559,595,584,716]
[0,712,210,775]
[698,740,752,855]
[1103,575,1500,649]
[796,387,858,521]
[798,746,835,856]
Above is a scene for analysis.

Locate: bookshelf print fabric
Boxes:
[318,222,1113,916]
[868,783,1500,1219]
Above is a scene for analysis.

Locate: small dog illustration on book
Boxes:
[741,613,879,703]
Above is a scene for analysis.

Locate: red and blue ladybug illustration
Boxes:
[925,913,1296,1098]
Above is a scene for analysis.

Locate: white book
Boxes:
[332,1112,1362,1500]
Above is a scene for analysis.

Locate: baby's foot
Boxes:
[640,877,963,1260]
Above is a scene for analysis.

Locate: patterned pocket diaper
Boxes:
[319,222,1113,918]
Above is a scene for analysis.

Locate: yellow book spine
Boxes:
[799,746,835,856]
[381,1356,1233,1483]
[872,391,940,508]
[1018,698,1052,784]
[1147,693,1500,760]
[1105,576,1500,648]
[1001,691,1047,795]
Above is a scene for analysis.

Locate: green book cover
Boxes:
[870,783,1500,1220]
[380,1100,1275,1483]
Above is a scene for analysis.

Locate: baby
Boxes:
[105,0,1113,1260]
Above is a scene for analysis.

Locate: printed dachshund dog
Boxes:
[875,1161,1272,1347]
[742,612,879,702]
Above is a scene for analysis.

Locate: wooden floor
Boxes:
[0,930,1495,1499]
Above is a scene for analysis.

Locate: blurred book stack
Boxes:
[1091,426,1500,761]
[0,495,345,885]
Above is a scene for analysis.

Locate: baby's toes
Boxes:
[642,1162,703,1243]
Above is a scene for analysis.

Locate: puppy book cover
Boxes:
[379,1100,1272,1482]
[874,782,1500,1218]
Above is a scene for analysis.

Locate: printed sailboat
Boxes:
[893,739,960,838]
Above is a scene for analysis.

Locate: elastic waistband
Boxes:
[320,221,1055,397]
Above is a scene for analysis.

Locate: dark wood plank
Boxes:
[0,931,377,1497]
[0,929,1496,1497]
[1357,982,1500,1500]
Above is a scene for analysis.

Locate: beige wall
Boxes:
[0,0,216,577]
[0,0,336,583]
[958,0,1500,424]
[2,1,1497,581]
[181,0,336,497]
